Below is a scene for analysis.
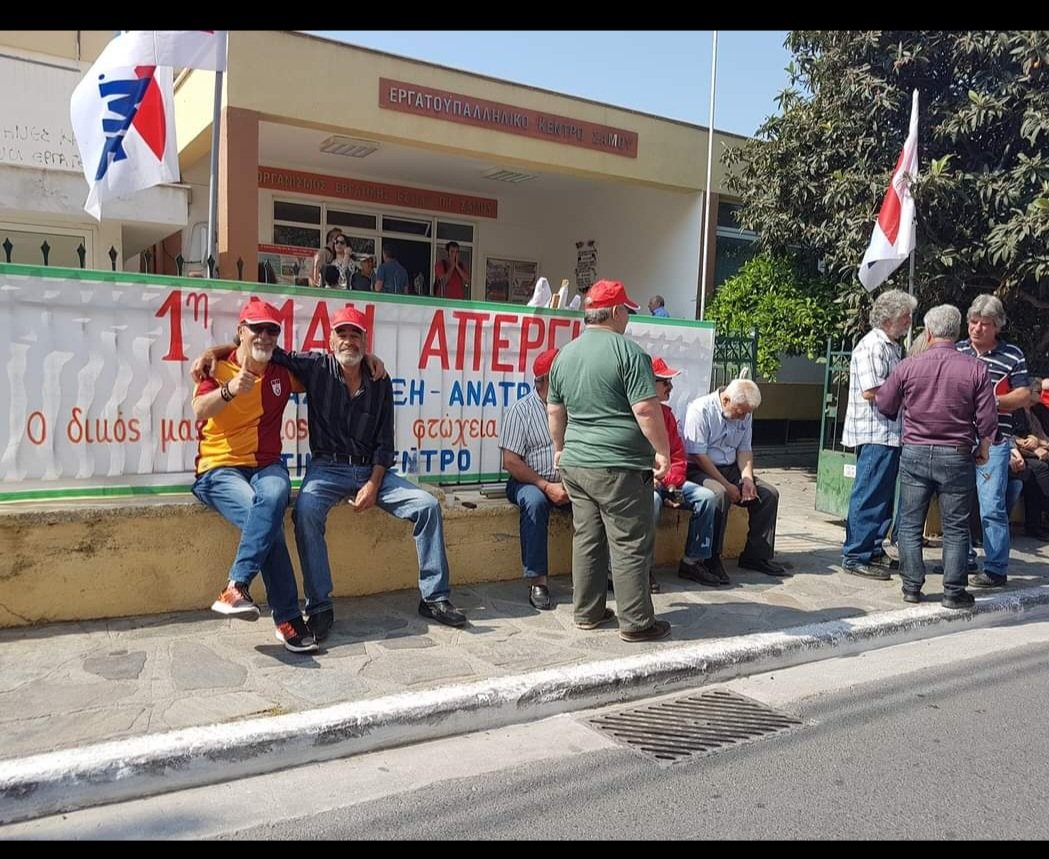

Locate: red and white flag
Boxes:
[70,32,179,220]
[859,89,919,291]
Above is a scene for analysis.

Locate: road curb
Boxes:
[3,585,1048,825]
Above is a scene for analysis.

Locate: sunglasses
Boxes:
[245,323,280,336]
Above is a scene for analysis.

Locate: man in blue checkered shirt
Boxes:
[841,289,917,579]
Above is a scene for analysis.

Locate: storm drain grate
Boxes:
[588,688,804,764]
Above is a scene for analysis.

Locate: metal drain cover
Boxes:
[588,688,804,764]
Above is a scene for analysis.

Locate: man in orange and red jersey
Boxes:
[191,297,317,653]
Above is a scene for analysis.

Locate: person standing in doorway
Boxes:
[374,244,409,295]
[434,241,471,301]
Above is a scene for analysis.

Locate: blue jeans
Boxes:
[843,444,901,566]
[506,478,570,579]
[191,463,302,624]
[292,462,452,614]
[897,445,976,598]
[974,440,1012,577]
[652,481,716,561]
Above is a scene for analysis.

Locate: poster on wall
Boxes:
[486,257,539,305]
[574,239,598,291]
[0,265,716,501]
[257,243,317,286]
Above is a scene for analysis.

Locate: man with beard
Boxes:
[276,307,467,642]
[192,297,317,653]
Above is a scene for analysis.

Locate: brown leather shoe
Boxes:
[619,619,672,643]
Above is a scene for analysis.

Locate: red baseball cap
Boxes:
[331,306,368,334]
[533,348,559,377]
[583,280,640,311]
[239,297,282,330]
[651,356,682,379]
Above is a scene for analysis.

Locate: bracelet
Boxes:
[220,383,234,402]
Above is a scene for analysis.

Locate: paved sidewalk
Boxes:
[2,467,1046,763]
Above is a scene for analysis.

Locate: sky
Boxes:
[310,31,793,139]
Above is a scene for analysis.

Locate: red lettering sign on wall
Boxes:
[257,167,499,219]
[378,78,639,159]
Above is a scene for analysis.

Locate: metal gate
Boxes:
[815,338,856,517]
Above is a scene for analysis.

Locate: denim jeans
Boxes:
[652,481,716,562]
[842,444,901,566]
[292,462,451,614]
[506,478,570,578]
[974,440,1012,576]
[897,444,977,598]
[191,462,301,624]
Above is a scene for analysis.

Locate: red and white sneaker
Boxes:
[274,617,319,653]
[211,580,260,620]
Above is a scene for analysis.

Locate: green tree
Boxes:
[708,254,843,379]
[723,31,1049,360]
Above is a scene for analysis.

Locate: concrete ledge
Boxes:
[2,585,1047,825]
[0,491,750,627]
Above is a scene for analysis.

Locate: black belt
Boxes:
[313,452,371,466]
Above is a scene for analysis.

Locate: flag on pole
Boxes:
[70,32,179,220]
[858,89,919,292]
[150,31,228,72]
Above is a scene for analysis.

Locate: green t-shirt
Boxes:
[547,327,657,470]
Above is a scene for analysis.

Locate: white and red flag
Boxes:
[70,32,179,220]
[858,89,919,291]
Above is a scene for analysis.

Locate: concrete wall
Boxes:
[0,495,750,628]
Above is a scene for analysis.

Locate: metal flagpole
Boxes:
[699,30,718,321]
[204,57,225,277]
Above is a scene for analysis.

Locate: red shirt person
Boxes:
[434,241,471,300]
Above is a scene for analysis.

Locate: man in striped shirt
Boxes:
[500,348,569,611]
[957,294,1031,587]
[192,298,316,653]
[840,289,916,580]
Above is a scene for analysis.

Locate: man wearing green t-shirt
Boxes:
[546,280,672,643]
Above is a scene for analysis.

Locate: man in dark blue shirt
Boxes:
[272,307,466,641]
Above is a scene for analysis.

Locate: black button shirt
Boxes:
[271,349,395,469]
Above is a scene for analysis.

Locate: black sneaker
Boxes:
[274,617,318,653]
[305,608,334,643]
[210,580,260,620]
[970,572,1007,589]
[418,599,467,628]
[942,590,976,610]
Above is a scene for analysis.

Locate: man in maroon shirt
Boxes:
[875,304,998,609]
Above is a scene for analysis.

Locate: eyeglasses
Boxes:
[245,323,280,336]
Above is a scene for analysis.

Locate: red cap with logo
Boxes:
[583,279,640,311]
[331,306,368,333]
[239,297,282,330]
[532,347,559,377]
[651,356,682,379]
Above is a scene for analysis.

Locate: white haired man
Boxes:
[840,288,917,580]
[681,379,787,579]
[957,294,1030,588]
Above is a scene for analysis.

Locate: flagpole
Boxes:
[699,30,718,321]
[205,68,222,278]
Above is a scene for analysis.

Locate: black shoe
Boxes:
[529,584,554,610]
[942,590,976,610]
[738,555,791,577]
[970,572,1007,589]
[842,563,891,581]
[678,558,724,587]
[305,608,334,643]
[619,619,672,643]
[273,617,318,653]
[418,599,467,627]
[902,590,921,604]
[704,555,731,585]
[649,573,661,594]
[870,554,900,571]
[931,561,979,576]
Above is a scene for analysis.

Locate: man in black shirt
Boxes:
[272,307,466,641]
